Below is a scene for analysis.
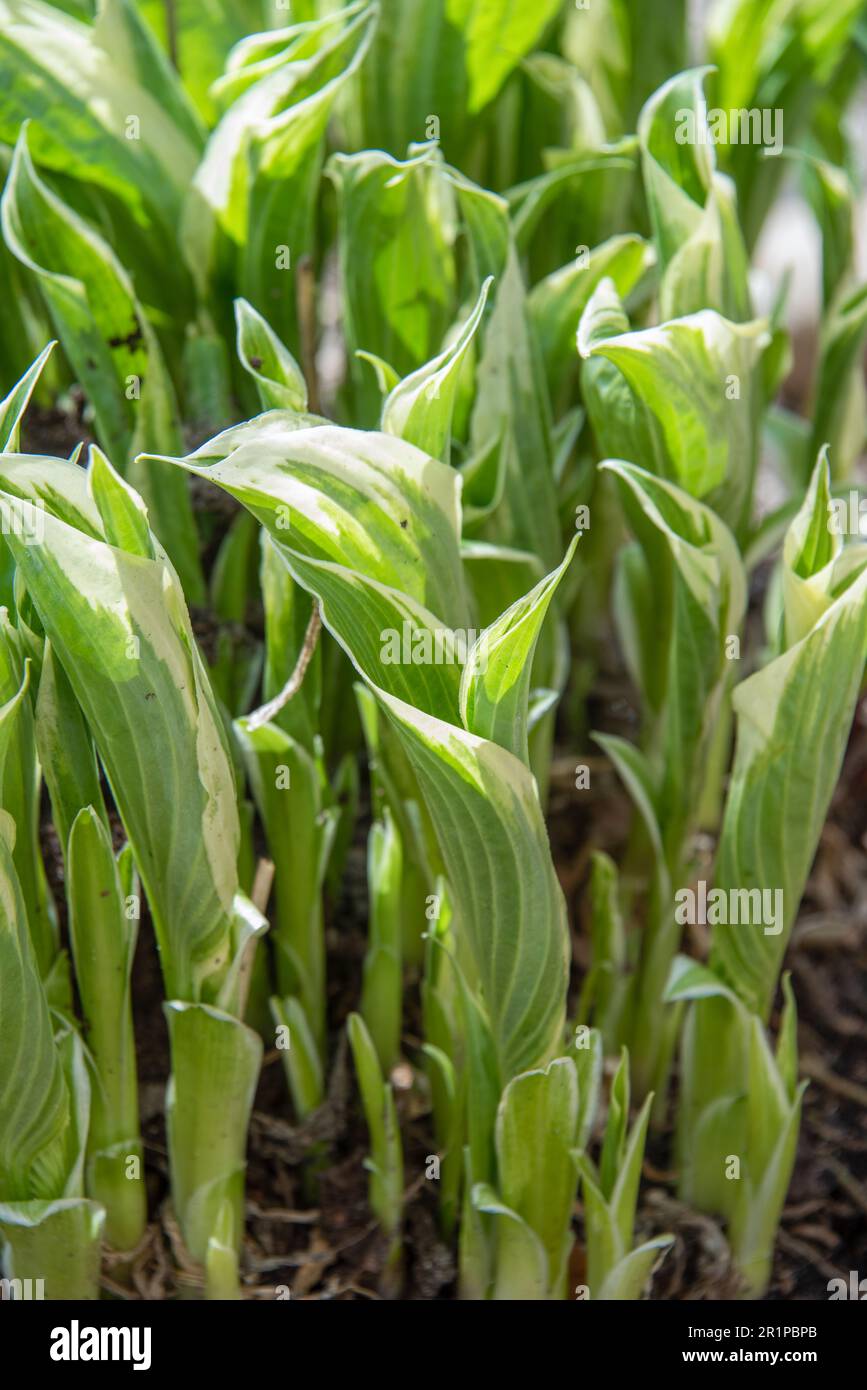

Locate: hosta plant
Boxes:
[0,0,866,1309]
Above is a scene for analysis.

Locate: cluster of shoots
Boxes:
[1,0,866,1302]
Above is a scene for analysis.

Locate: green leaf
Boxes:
[0,1196,104,1299]
[637,68,751,321]
[528,236,650,401]
[234,297,307,413]
[164,1002,263,1275]
[146,421,471,632]
[67,807,144,1251]
[375,688,570,1081]
[573,1027,603,1152]
[793,149,855,308]
[809,282,867,479]
[184,4,375,351]
[0,341,54,452]
[1,133,202,598]
[471,1182,548,1300]
[347,1012,403,1254]
[781,446,848,646]
[0,0,202,303]
[596,1235,673,1301]
[270,994,324,1122]
[584,309,769,533]
[0,812,67,1202]
[603,460,746,862]
[460,537,578,765]
[0,619,56,976]
[135,0,264,124]
[712,549,867,1017]
[494,1057,578,1299]
[470,244,560,569]
[354,0,561,155]
[159,418,569,1084]
[329,144,459,424]
[381,277,491,463]
[235,718,337,1053]
[586,851,628,1050]
[35,642,106,855]
[0,458,242,1001]
[361,811,404,1073]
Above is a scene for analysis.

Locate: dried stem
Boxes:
[247,601,322,731]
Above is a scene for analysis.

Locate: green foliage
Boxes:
[1,0,866,1307]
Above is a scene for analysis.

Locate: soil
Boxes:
[26,400,867,1302]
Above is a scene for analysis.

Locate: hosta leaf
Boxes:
[234,297,307,413]
[794,149,855,309]
[707,0,862,246]
[779,447,860,647]
[0,1197,104,1298]
[528,235,650,401]
[270,994,323,1122]
[471,1183,549,1300]
[146,422,470,629]
[729,1012,806,1294]
[809,281,867,479]
[382,277,491,463]
[460,537,577,765]
[458,0,562,115]
[1,133,202,598]
[347,1012,403,1241]
[159,418,569,1082]
[637,67,751,321]
[135,0,265,124]
[0,459,241,1001]
[598,1050,630,1200]
[596,1235,672,1301]
[470,244,560,568]
[66,807,144,1249]
[164,1002,263,1264]
[0,811,67,1200]
[0,618,56,975]
[375,689,570,1081]
[0,341,54,452]
[234,718,337,1051]
[583,307,769,532]
[184,3,375,350]
[584,851,628,1049]
[0,0,202,292]
[508,145,637,260]
[573,1027,603,1152]
[284,553,464,723]
[712,562,867,1017]
[603,460,746,861]
[355,0,561,155]
[329,144,459,424]
[260,533,320,750]
[361,810,404,1072]
[494,1057,578,1299]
